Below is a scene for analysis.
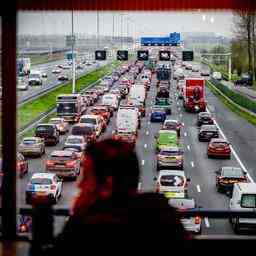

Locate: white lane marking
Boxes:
[178,107,181,111]
[148,121,150,125]
[144,144,147,149]
[196,185,201,193]
[187,145,191,151]
[177,102,180,106]
[146,131,149,135]
[206,107,253,182]
[191,161,194,167]
[180,113,183,117]
[138,182,142,190]
[184,132,187,137]
[204,217,210,228]
[141,160,145,166]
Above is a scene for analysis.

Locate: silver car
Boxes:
[19,137,45,157]
[168,198,202,234]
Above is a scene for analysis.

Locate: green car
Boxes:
[154,97,172,115]
[155,130,179,152]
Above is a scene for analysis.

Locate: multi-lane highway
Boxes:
[15,59,256,237]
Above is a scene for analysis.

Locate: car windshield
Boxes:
[72,126,94,135]
[36,126,53,132]
[50,119,61,124]
[158,133,177,144]
[222,167,243,177]
[241,194,256,208]
[160,175,184,187]
[31,178,52,185]
[160,149,181,156]
[66,138,83,144]
[63,147,81,153]
[29,74,39,78]
[80,118,96,125]
[212,142,228,147]
[201,125,217,131]
[169,199,195,209]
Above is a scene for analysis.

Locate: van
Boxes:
[116,108,139,134]
[129,85,146,105]
[229,182,256,233]
[29,70,43,86]
[102,94,119,111]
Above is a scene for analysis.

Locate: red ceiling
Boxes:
[17,0,256,11]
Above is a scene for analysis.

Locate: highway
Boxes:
[16,60,256,236]
[18,57,109,105]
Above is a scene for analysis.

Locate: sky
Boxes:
[17,11,234,38]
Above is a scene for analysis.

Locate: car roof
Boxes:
[210,138,228,143]
[159,129,177,134]
[80,114,98,119]
[66,135,84,139]
[164,119,178,123]
[31,173,55,179]
[158,170,186,177]
[50,150,73,157]
[201,124,217,130]
[168,198,195,209]
[159,147,180,152]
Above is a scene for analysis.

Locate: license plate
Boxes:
[206,132,213,136]
[56,165,65,168]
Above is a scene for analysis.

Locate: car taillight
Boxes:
[47,160,55,166]
[195,216,201,224]
[66,161,76,168]
[50,185,56,190]
[20,224,28,233]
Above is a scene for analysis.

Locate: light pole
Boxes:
[71,9,76,94]
[97,11,100,49]
[120,14,123,49]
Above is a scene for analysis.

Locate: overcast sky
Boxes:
[18,11,234,38]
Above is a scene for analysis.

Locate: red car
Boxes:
[112,131,137,148]
[207,138,231,159]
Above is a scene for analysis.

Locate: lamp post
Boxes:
[71,9,76,94]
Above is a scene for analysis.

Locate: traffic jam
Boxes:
[11,46,255,235]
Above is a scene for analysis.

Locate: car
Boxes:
[58,74,69,81]
[94,86,105,96]
[62,145,85,164]
[157,147,184,171]
[64,135,87,151]
[19,137,45,157]
[88,106,111,124]
[162,119,182,137]
[71,123,97,144]
[46,150,81,180]
[156,87,169,98]
[201,69,210,76]
[49,117,69,134]
[84,90,98,102]
[112,131,137,148]
[52,69,61,74]
[215,167,248,195]
[198,124,219,142]
[229,183,256,233]
[42,73,47,78]
[17,153,29,178]
[17,78,29,90]
[79,114,104,137]
[185,63,193,70]
[155,170,190,199]
[169,198,202,234]
[207,138,231,159]
[192,65,200,72]
[155,130,179,152]
[212,71,222,80]
[197,112,214,126]
[234,73,253,86]
[25,173,62,204]
[35,124,60,145]
[62,64,71,70]
[150,107,166,122]
[82,95,94,106]
[155,97,172,115]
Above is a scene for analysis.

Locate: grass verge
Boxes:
[206,81,256,126]
[18,61,120,130]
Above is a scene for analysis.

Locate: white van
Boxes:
[128,85,146,105]
[116,108,139,134]
[102,94,119,110]
[229,182,256,233]
[29,70,43,86]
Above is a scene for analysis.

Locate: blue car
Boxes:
[150,107,166,122]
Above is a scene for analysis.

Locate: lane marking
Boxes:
[144,144,147,149]
[141,160,145,166]
[204,217,210,228]
[184,132,187,137]
[180,113,183,118]
[191,161,194,167]
[148,121,150,125]
[206,107,253,182]
[187,145,191,151]
[138,182,142,190]
[146,131,149,135]
[196,185,201,192]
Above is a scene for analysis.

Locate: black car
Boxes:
[35,124,60,145]
[156,86,170,98]
[234,73,253,86]
[198,125,219,142]
[215,167,248,195]
[197,112,214,126]
[58,75,69,81]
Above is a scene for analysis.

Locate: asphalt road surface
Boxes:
[16,62,256,237]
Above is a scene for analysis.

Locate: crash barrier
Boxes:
[209,78,256,115]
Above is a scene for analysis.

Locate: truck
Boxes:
[183,78,206,112]
[56,94,84,123]
[28,70,43,86]
[17,58,31,76]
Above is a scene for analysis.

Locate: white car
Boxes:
[212,71,222,80]
[17,78,29,90]
[168,198,202,234]
[64,135,87,151]
[25,173,62,204]
[52,69,61,74]
[155,170,190,199]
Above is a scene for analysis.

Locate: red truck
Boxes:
[183,78,206,112]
